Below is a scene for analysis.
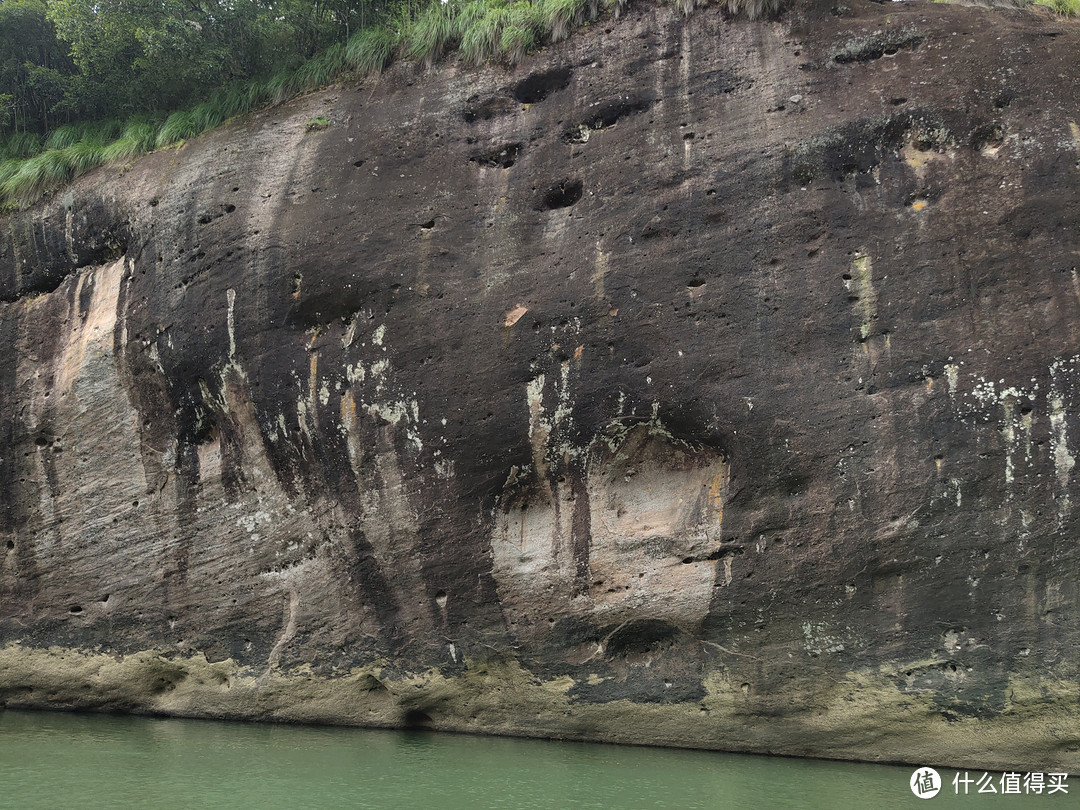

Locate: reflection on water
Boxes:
[0,710,1060,808]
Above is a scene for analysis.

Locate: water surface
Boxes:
[0,710,1067,808]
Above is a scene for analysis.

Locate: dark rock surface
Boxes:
[1,0,1079,770]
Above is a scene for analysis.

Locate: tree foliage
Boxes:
[0,0,75,134]
[1,0,388,143]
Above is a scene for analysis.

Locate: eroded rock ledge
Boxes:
[1,0,1079,771]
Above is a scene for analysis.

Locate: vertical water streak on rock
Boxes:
[171,442,200,593]
[333,387,414,654]
[569,459,592,596]
[0,299,37,606]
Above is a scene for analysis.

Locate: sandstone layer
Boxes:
[1,0,1079,770]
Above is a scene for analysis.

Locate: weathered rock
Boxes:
[1,0,1079,771]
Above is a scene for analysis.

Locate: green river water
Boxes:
[0,710,1072,808]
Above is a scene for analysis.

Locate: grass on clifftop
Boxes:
[0,0,783,210]
[1034,0,1080,13]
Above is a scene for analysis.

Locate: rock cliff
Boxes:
[1,0,1079,771]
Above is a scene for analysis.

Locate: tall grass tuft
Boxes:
[1034,0,1079,13]
[406,1,459,68]
[499,2,542,64]
[0,159,19,192]
[460,4,508,65]
[1,149,73,202]
[539,0,588,41]
[102,120,156,162]
[266,67,299,105]
[725,0,781,18]
[242,79,271,111]
[604,0,629,19]
[192,99,226,133]
[156,110,200,148]
[45,124,85,150]
[455,0,493,34]
[51,120,121,149]
[346,26,399,74]
[216,83,257,120]
[92,120,123,143]
[1,131,43,160]
[296,43,347,92]
[63,139,106,175]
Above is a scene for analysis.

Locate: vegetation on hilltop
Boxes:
[0,0,1074,208]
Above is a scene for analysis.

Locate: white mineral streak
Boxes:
[1049,361,1075,519]
[945,363,959,398]
[947,357,1080,519]
[227,288,237,359]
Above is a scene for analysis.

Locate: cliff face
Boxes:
[1,0,1079,770]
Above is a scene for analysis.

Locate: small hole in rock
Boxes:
[538,178,583,211]
[513,67,573,104]
[69,605,83,614]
